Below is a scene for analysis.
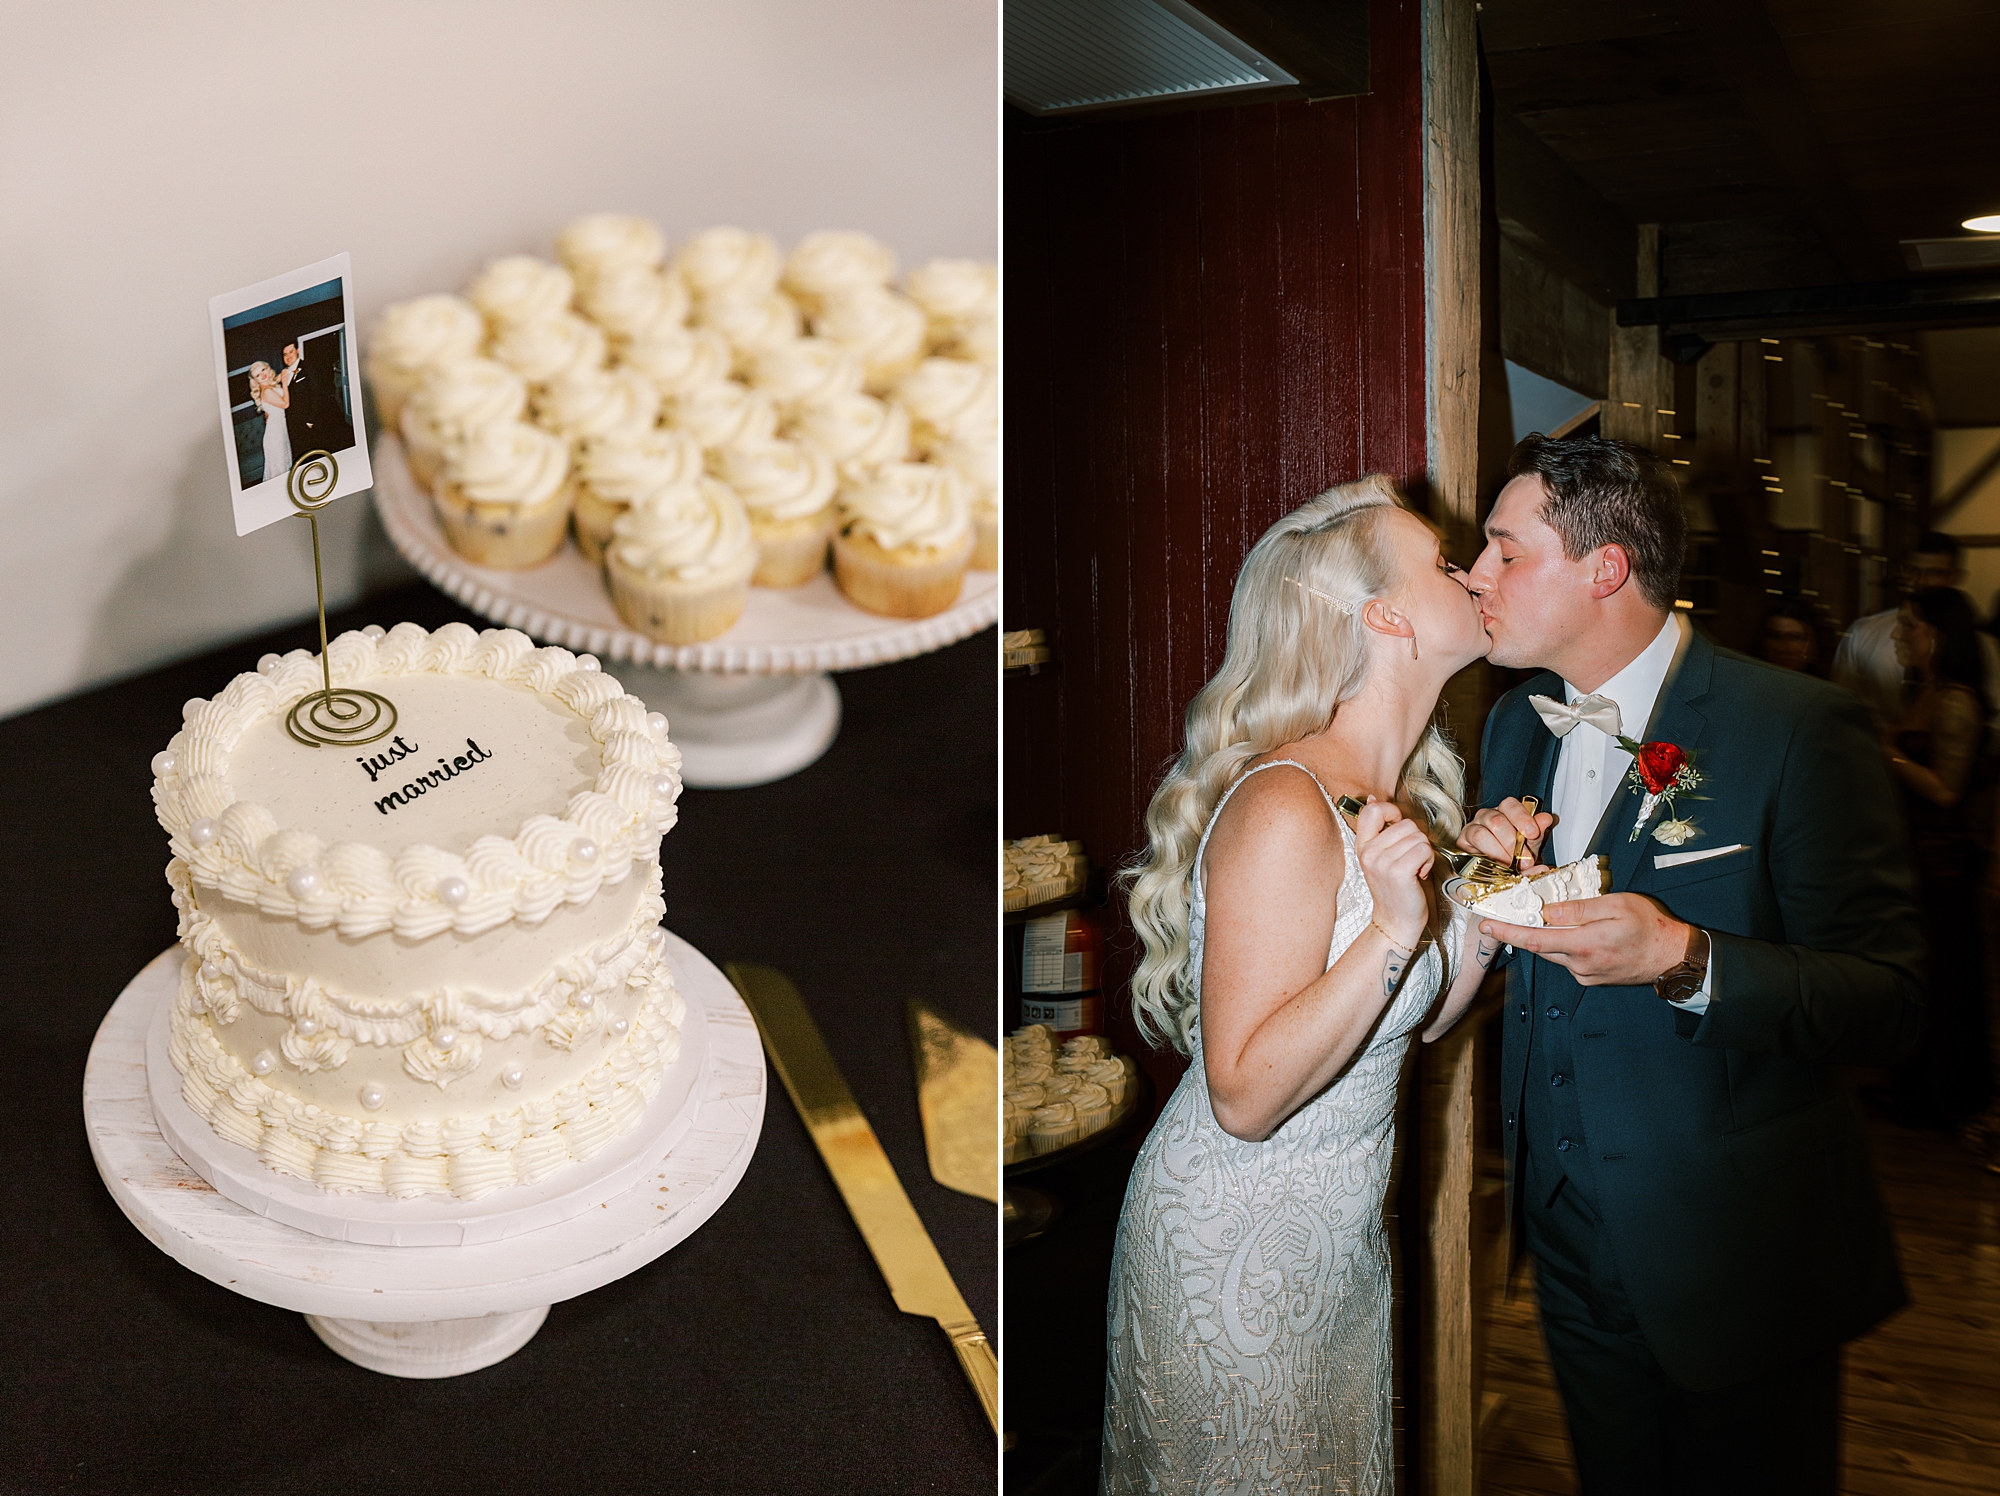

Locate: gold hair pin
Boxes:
[1286,577,1360,615]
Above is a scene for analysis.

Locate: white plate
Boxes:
[372,433,997,675]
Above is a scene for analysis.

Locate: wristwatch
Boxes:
[1654,924,1711,1004]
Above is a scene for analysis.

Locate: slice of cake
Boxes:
[149,622,685,1200]
[1455,856,1607,929]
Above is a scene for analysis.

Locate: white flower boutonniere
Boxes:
[1652,817,1697,847]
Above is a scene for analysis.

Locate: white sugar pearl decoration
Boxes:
[199,961,221,982]
[501,1066,526,1090]
[579,654,601,671]
[652,774,674,798]
[151,751,176,777]
[609,1016,630,1038]
[286,866,322,899]
[187,817,218,848]
[434,1027,457,1051]
[437,876,469,907]
[571,837,599,863]
[257,654,281,674]
[360,1083,386,1111]
[249,1050,276,1076]
[182,698,204,721]
[362,624,385,639]
[295,1015,320,1037]
[575,991,595,1010]
[170,892,185,909]
[646,712,669,736]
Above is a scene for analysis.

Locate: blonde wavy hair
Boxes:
[1120,476,1467,1055]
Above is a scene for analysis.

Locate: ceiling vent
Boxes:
[1006,0,1298,117]
[1903,237,2000,272]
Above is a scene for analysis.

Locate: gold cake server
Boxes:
[907,1000,999,1203]
[727,963,999,1434]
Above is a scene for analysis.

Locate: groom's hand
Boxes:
[1480,894,1689,987]
[1459,799,1555,868]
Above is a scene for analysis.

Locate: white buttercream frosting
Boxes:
[941,312,998,368]
[895,357,996,452]
[904,259,998,325]
[489,313,608,386]
[673,227,781,303]
[617,325,733,396]
[812,285,928,385]
[744,336,864,410]
[782,231,897,310]
[466,256,575,328]
[152,623,680,938]
[935,433,998,519]
[784,392,911,477]
[531,367,661,442]
[712,439,838,523]
[440,420,571,508]
[663,380,779,452]
[577,265,691,341]
[398,358,529,457]
[555,213,667,282]
[367,296,486,390]
[838,460,973,554]
[1460,857,1608,928]
[610,478,757,580]
[578,428,706,502]
[693,292,803,362]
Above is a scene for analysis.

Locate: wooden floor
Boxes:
[1478,1117,2000,1495]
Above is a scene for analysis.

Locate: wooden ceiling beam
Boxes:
[1492,108,1637,304]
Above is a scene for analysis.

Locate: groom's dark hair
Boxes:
[1506,433,1686,611]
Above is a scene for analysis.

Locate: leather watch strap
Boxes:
[1653,925,1711,1003]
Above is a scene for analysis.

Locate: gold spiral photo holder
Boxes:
[282,450,397,748]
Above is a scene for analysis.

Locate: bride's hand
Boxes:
[1353,799,1433,950]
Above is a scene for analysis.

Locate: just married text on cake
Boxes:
[359,736,496,814]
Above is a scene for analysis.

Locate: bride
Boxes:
[1100,477,1499,1493]
[247,350,300,485]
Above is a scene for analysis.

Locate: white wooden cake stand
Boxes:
[371,435,997,788]
[84,933,765,1379]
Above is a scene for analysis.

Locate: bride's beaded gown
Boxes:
[1100,761,1461,1495]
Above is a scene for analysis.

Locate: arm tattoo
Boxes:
[1475,938,1498,969]
[1382,949,1409,997]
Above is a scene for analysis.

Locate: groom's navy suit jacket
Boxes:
[1482,628,1924,1392]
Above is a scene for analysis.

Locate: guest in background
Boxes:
[1886,585,1995,1130]
[1756,598,1824,675]
[1836,532,2000,730]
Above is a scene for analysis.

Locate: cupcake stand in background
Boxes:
[84,932,764,1378]
[372,436,997,788]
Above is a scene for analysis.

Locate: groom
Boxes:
[1458,434,1924,1494]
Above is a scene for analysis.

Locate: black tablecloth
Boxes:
[3,583,996,1495]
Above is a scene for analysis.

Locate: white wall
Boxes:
[0,0,997,719]
[1937,427,2000,618]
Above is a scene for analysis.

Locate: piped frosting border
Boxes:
[152,622,681,940]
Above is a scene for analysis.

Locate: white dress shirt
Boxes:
[1545,611,1710,1011]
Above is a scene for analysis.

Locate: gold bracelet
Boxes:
[1370,918,1417,954]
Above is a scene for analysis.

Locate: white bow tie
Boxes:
[1530,692,1622,740]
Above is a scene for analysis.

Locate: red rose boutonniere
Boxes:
[1615,736,1704,843]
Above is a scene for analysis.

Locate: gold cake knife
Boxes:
[727,963,999,1434]
[907,1000,999,1203]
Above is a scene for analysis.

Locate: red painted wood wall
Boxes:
[1005,0,1430,1102]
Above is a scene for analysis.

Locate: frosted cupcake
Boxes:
[432,419,574,569]
[465,255,575,331]
[577,265,691,344]
[555,213,667,284]
[905,258,998,352]
[782,230,897,318]
[664,379,779,457]
[366,294,485,429]
[489,313,608,387]
[693,292,804,374]
[744,336,864,413]
[894,357,996,457]
[618,325,733,398]
[1028,1102,1081,1155]
[674,227,782,305]
[783,392,911,481]
[832,460,974,618]
[604,477,758,644]
[947,313,999,369]
[531,366,661,446]
[712,439,839,587]
[812,284,929,393]
[571,428,705,564]
[397,357,529,489]
[935,431,998,570]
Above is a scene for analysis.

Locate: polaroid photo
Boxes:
[209,252,372,535]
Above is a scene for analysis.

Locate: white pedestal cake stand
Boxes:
[371,435,998,788]
[83,933,765,1379]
